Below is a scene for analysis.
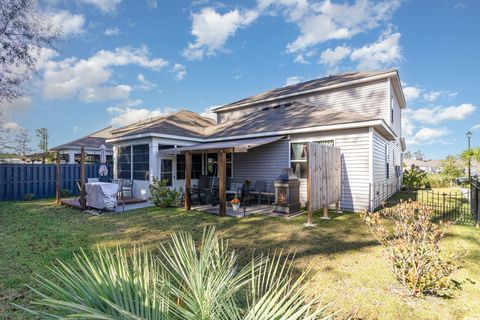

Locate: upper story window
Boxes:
[390,94,394,123]
[290,140,334,179]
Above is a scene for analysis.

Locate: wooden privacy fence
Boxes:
[307,143,341,223]
[0,163,112,201]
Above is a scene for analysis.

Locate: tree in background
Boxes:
[14,128,31,157]
[441,155,464,181]
[35,128,48,163]
[460,147,480,162]
[404,151,412,159]
[413,150,424,161]
[0,111,12,151]
[0,0,59,102]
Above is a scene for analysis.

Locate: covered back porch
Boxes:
[159,136,285,217]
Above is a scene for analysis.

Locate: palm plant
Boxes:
[17,227,333,319]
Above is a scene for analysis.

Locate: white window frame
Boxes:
[288,139,335,180]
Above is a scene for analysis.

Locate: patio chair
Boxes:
[87,178,99,183]
[226,182,244,200]
[120,179,134,199]
[249,180,266,204]
[260,181,275,204]
[110,179,123,200]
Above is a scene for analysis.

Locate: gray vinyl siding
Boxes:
[372,129,402,205]
[232,129,370,211]
[291,129,371,211]
[232,139,289,188]
[389,82,402,137]
[217,79,390,124]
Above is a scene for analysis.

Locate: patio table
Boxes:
[86,182,119,211]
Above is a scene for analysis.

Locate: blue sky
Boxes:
[1,0,479,159]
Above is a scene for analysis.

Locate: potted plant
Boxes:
[230,197,241,211]
[244,179,252,192]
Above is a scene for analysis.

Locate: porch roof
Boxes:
[158,135,284,155]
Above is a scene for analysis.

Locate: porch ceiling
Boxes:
[158,135,285,155]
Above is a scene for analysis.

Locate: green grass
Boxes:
[1,199,479,319]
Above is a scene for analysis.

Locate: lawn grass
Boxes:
[0,199,479,319]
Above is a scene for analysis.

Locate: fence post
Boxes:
[56,152,61,204]
[475,179,480,226]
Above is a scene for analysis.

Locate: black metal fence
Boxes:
[0,163,112,201]
[374,182,476,225]
[470,177,480,225]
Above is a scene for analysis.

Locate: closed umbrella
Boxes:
[98,145,108,178]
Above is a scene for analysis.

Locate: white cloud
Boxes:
[182,7,259,60]
[350,31,402,70]
[412,127,450,144]
[286,0,401,52]
[472,124,480,130]
[423,90,458,102]
[171,63,187,81]
[409,103,476,125]
[39,46,168,102]
[403,86,422,102]
[136,73,156,90]
[285,76,303,86]
[319,45,351,69]
[104,27,120,36]
[50,10,85,37]
[5,122,20,130]
[78,85,131,102]
[0,96,32,115]
[146,0,158,9]
[200,105,219,121]
[80,0,122,13]
[293,53,309,64]
[107,104,176,127]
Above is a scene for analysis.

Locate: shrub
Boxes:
[403,165,428,190]
[17,227,332,319]
[149,176,179,207]
[23,193,34,201]
[60,189,71,197]
[427,174,450,188]
[361,201,462,297]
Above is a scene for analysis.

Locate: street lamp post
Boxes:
[466,131,473,183]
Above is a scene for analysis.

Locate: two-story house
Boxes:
[106,70,406,211]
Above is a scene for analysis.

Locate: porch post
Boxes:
[218,150,226,217]
[55,151,61,204]
[185,151,192,210]
[80,147,86,210]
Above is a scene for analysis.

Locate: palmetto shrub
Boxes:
[361,201,462,297]
[18,227,333,319]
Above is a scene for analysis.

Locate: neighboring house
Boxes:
[403,158,442,174]
[51,127,114,164]
[107,70,406,211]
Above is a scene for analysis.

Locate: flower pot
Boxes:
[231,203,240,211]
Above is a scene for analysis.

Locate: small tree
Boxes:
[13,128,31,157]
[148,177,179,207]
[441,155,464,182]
[361,201,462,297]
[35,127,48,163]
[404,151,412,159]
[413,150,424,161]
[403,164,428,190]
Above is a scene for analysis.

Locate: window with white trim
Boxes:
[290,140,334,179]
[116,144,150,180]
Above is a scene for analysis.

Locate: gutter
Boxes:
[107,119,397,145]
